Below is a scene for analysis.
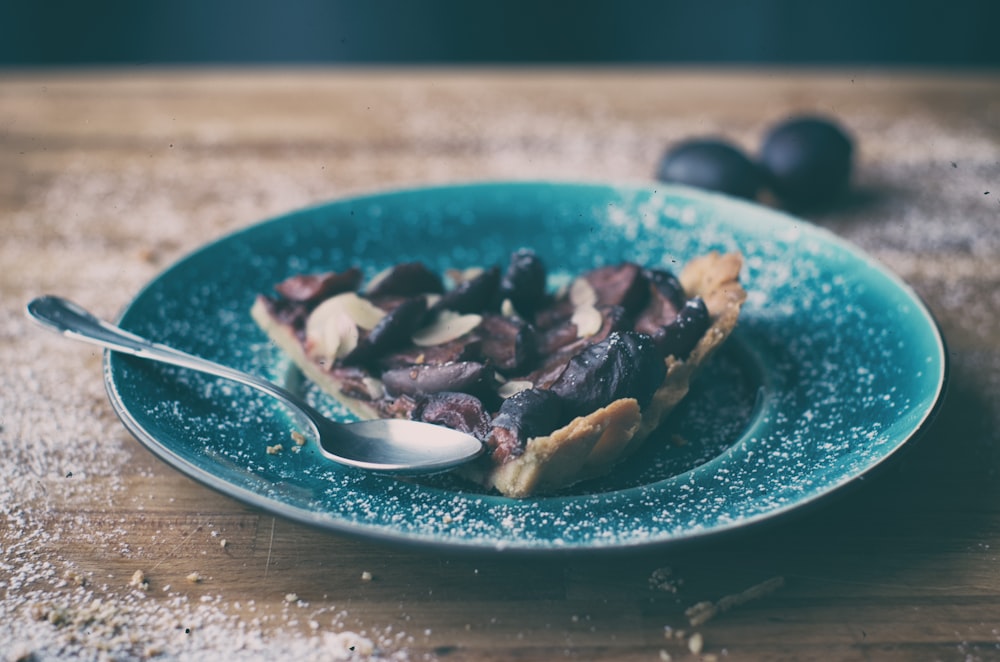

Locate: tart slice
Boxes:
[251,249,746,497]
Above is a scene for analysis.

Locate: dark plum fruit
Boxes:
[432,267,501,315]
[365,262,443,298]
[487,388,564,461]
[759,115,853,210]
[656,139,763,200]
[381,361,494,399]
[274,268,362,304]
[416,392,491,440]
[478,314,537,374]
[500,249,547,318]
[642,267,685,312]
[583,263,649,316]
[549,331,665,420]
[492,388,563,441]
[341,296,428,366]
[652,297,709,360]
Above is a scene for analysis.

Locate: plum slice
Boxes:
[432,267,501,315]
[500,249,548,319]
[487,388,563,462]
[549,331,666,421]
[274,268,363,304]
[415,392,492,441]
[366,262,444,298]
[381,361,495,399]
[341,296,428,366]
[652,297,710,360]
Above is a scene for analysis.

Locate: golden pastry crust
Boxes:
[251,251,746,498]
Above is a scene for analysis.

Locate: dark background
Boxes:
[3,0,999,67]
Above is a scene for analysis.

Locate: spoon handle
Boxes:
[26,296,308,413]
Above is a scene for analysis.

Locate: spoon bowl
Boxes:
[26,296,486,475]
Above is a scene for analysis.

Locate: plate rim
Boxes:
[103,179,950,554]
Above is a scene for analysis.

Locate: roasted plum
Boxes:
[341,296,428,366]
[378,335,483,370]
[534,305,629,382]
[500,249,548,318]
[487,388,563,462]
[549,331,666,421]
[415,392,491,440]
[381,361,495,399]
[643,267,685,311]
[478,314,537,374]
[653,297,710,360]
[634,268,685,337]
[274,268,364,304]
[432,267,501,315]
[365,262,444,298]
[584,263,650,316]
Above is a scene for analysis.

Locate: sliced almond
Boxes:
[569,277,597,308]
[500,298,518,318]
[446,266,485,286]
[304,293,380,362]
[498,380,533,398]
[337,292,386,330]
[363,265,394,295]
[412,311,482,347]
[571,304,603,338]
[361,377,386,400]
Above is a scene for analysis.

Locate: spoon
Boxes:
[26,296,486,475]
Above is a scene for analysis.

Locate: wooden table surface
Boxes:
[2,68,1000,661]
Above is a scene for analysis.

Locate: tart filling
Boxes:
[251,249,746,497]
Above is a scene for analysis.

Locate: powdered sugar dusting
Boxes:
[0,320,415,659]
[1,139,422,659]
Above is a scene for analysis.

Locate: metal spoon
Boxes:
[26,296,485,475]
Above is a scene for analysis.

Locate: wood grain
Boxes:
[2,68,999,660]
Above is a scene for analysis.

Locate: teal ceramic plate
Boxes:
[105,181,947,553]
